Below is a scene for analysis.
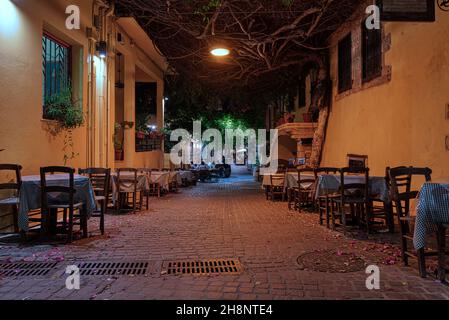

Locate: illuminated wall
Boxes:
[321,7,449,178]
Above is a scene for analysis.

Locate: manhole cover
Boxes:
[161,258,243,276]
[297,250,366,273]
[74,261,150,276]
[0,262,59,277]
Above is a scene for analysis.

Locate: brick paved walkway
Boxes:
[0,166,448,300]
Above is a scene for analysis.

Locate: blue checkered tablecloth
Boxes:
[414,182,449,250]
[18,174,96,232]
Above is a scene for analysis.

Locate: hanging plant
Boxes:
[44,88,85,164]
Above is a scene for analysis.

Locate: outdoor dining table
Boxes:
[110,172,150,204]
[177,170,195,183]
[413,179,449,250]
[315,174,390,202]
[18,174,96,233]
[149,171,171,190]
[261,172,315,190]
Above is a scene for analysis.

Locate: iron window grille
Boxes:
[136,135,162,152]
[362,24,382,83]
[377,0,435,22]
[338,33,352,93]
[42,32,71,118]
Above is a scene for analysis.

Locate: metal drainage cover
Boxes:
[74,261,150,276]
[0,262,59,277]
[161,259,243,276]
[297,250,366,273]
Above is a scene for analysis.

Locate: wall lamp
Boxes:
[96,41,107,58]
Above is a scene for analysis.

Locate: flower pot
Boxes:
[302,113,313,123]
[136,132,146,139]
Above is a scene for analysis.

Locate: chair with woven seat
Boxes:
[79,168,110,235]
[368,166,399,234]
[40,166,86,243]
[268,171,285,202]
[294,167,316,211]
[389,166,434,278]
[0,164,22,233]
[330,167,370,232]
[116,168,138,214]
[285,167,298,210]
[314,167,340,227]
[136,168,151,210]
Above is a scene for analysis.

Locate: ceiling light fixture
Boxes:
[210,47,230,57]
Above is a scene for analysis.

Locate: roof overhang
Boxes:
[116,17,169,74]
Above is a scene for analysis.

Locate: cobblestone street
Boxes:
[1,167,449,300]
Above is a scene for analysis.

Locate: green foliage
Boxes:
[44,88,84,165]
[281,0,294,7]
[45,89,84,129]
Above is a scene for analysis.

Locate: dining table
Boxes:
[413,179,449,250]
[261,172,315,190]
[18,174,97,233]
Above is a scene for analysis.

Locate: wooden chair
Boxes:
[137,168,151,210]
[368,167,397,233]
[330,167,370,232]
[285,168,298,210]
[116,168,138,214]
[268,171,285,202]
[79,168,110,235]
[0,164,22,233]
[168,171,179,192]
[314,167,340,227]
[294,168,316,211]
[389,166,435,278]
[40,166,86,243]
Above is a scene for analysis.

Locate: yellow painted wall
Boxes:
[321,9,449,179]
[0,0,94,175]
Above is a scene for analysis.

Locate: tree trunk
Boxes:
[309,106,329,168]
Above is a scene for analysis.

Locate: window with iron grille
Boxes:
[136,135,162,152]
[338,34,352,93]
[42,32,71,118]
[377,0,435,22]
[362,24,382,82]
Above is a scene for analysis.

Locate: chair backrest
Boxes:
[0,164,22,195]
[270,173,285,187]
[40,166,76,210]
[389,166,432,219]
[314,167,340,177]
[116,168,138,192]
[79,168,110,197]
[298,167,315,190]
[340,167,370,201]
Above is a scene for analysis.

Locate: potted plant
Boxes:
[113,121,133,161]
[136,124,147,139]
[44,88,85,164]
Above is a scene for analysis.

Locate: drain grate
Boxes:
[0,262,59,277]
[161,258,243,276]
[75,261,149,276]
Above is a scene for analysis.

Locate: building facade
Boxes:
[321,1,449,177]
[0,0,167,175]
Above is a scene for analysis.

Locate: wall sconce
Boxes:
[96,41,107,58]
